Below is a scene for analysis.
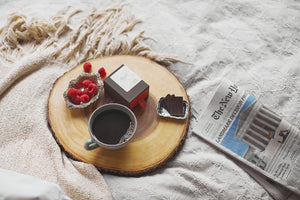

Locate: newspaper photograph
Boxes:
[193,80,300,194]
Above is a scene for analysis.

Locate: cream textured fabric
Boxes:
[0,5,175,200]
[2,1,300,200]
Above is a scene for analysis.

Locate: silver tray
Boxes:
[156,97,189,119]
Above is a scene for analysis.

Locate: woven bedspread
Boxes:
[1,1,300,200]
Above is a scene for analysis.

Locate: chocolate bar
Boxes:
[161,94,184,117]
[104,64,149,110]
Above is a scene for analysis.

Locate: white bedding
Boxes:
[0,168,71,200]
[1,0,300,199]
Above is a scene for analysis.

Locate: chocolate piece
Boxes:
[161,94,184,117]
[104,64,149,110]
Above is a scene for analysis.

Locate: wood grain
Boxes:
[48,55,190,176]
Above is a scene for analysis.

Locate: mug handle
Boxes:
[84,139,99,151]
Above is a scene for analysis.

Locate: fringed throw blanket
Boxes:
[0,6,175,200]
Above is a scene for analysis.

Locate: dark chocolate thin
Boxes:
[161,94,184,117]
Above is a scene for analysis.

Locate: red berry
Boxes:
[82,79,92,87]
[87,83,98,95]
[76,88,83,96]
[67,88,82,100]
[67,88,78,98]
[80,94,90,103]
[98,67,106,78]
[83,62,92,72]
[82,87,94,98]
[75,80,85,89]
[70,95,81,105]
[82,87,89,95]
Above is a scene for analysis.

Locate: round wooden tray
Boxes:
[48,55,190,176]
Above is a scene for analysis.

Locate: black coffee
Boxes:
[92,109,132,145]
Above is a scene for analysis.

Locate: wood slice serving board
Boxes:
[48,55,190,176]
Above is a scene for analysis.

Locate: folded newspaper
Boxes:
[193,80,300,196]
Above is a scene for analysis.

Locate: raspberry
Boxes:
[76,88,83,96]
[75,80,85,89]
[87,83,98,95]
[70,95,81,105]
[90,78,97,84]
[67,88,82,99]
[83,62,92,72]
[83,87,94,98]
[82,87,89,95]
[98,67,106,78]
[80,94,90,103]
[82,79,92,87]
[82,87,94,98]
[67,88,78,98]
[67,87,84,105]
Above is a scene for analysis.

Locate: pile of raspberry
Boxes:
[67,62,107,105]
[67,78,99,105]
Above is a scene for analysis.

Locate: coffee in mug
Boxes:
[84,103,137,150]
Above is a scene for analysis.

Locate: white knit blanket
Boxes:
[0,5,174,200]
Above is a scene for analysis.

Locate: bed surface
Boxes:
[1,0,300,199]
